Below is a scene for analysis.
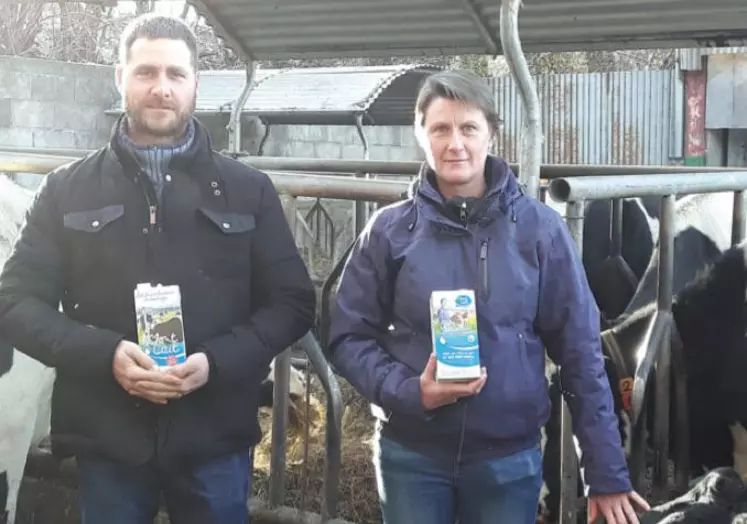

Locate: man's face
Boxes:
[116,37,197,144]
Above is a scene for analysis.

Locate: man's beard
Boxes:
[124,96,195,140]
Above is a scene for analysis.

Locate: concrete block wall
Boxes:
[0,56,118,151]
[258,123,423,163]
[198,115,424,162]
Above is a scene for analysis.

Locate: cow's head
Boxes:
[671,242,747,410]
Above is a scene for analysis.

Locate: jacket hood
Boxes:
[406,155,524,225]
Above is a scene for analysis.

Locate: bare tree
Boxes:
[0,0,47,57]
[135,0,155,16]
[54,1,110,63]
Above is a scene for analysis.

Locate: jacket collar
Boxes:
[408,155,523,227]
[106,114,215,178]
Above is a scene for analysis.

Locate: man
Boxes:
[0,13,315,524]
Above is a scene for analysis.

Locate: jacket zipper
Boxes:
[136,171,161,280]
[478,238,490,301]
[459,201,468,223]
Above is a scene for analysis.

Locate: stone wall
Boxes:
[0,56,118,150]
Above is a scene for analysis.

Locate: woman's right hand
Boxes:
[419,353,487,410]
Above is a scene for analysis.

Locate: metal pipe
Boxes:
[611,199,623,257]
[501,0,542,198]
[228,61,257,153]
[354,113,370,235]
[270,347,291,508]
[262,172,407,202]
[4,147,745,177]
[0,152,409,202]
[298,331,345,521]
[460,0,501,54]
[629,401,648,493]
[269,196,297,508]
[550,172,747,201]
[732,190,745,246]
[657,196,674,314]
[559,200,584,524]
[257,121,272,156]
[653,195,674,499]
[673,330,690,496]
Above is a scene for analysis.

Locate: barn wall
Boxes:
[489,69,685,165]
[705,53,747,130]
[0,56,119,188]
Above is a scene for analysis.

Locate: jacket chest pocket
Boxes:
[62,205,129,275]
[196,207,255,278]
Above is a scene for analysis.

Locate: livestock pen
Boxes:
[4,0,747,522]
[4,150,747,524]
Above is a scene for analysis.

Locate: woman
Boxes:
[328,70,649,523]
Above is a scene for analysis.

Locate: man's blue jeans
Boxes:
[374,436,543,524]
[76,450,252,524]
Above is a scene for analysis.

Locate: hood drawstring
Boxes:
[407,201,419,232]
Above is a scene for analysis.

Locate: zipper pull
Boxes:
[460,201,467,223]
[149,206,157,226]
[480,239,488,259]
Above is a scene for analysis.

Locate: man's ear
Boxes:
[115,64,124,95]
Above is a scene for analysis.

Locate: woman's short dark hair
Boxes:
[414,70,500,133]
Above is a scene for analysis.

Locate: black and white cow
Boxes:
[539,190,739,523]
[0,176,308,523]
[609,236,747,480]
[639,466,747,523]
[544,195,662,323]
[581,196,665,322]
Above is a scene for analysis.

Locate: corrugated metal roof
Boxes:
[193,69,279,112]
[109,64,439,126]
[188,0,747,61]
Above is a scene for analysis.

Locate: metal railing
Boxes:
[2,146,745,178]
[0,151,409,203]
[7,149,747,522]
[550,171,747,513]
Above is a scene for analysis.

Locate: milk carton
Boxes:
[429,289,481,381]
[134,283,187,370]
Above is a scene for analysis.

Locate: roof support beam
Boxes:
[458,0,501,55]
[500,0,542,200]
[187,0,256,61]
[227,61,257,153]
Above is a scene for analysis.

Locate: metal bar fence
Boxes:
[550,172,747,513]
[2,147,746,178]
[8,151,747,521]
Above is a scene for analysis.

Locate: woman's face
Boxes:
[418,97,493,197]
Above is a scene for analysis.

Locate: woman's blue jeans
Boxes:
[374,435,543,524]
